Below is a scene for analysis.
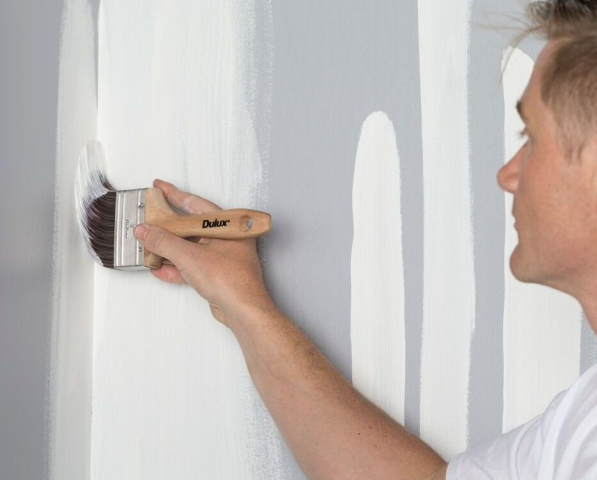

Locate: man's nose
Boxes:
[497,152,520,194]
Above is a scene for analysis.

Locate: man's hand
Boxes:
[133,179,272,327]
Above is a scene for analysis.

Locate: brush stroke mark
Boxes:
[230,2,291,477]
[501,47,581,433]
[48,0,97,479]
[418,0,474,461]
[91,1,286,479]
[351,111,405,422]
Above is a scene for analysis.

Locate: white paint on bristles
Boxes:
[89,2,285,479]
[417,0,474,460]
[48,0,97,478]
[350,112,406,423]
[501,47,581,433]
[74,141,114,266]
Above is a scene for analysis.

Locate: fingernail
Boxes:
[134,224,148,240]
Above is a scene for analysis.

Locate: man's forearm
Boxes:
[228,299,447,480]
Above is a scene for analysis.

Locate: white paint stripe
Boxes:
[501,47,582,433]
[48,0,97,478]
[418,0,474,460]
[91,1,285,479]
[350,111,406,423]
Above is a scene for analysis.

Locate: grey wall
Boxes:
[0,1,63,479]
[4,1,597,479]
[262,1,545,470]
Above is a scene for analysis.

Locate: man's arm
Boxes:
[134,180,449,480]
[227,298,447,480]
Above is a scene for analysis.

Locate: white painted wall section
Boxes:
[501,47,582,434]
[417,0,474,460]
[351,111,406,423]
[90,1,285,479]
[48,0,97,478]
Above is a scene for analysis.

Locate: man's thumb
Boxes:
[134,224,193,266]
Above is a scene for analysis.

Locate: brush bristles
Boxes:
[75,141,117,268]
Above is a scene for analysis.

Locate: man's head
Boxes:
[497,0,597,298]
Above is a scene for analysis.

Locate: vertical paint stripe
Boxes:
[351,111,405,423]
[418,0,474,460]
[90,1,285,479]
[501,47,582,433]
[48,0,97,478]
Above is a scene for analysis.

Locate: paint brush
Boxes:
[74,141,272,270]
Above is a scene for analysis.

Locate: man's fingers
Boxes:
[153,179,222,214]
[151,265,187,285]
[134,224,195,267]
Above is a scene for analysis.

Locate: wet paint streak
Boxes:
[351,111,406,423]
[418,0,474,460]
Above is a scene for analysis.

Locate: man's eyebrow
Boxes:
[516,100,528,122]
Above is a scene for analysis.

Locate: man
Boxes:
[133,1,597,478]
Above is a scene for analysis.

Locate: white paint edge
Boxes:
[90,2,287,478]
[418,0,474,460]
[501,46,582,433]
[47,0,97,478]
[350,111,406,423]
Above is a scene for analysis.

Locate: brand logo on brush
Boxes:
[202,219,230,229]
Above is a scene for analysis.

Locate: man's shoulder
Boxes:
[547,363,597,433]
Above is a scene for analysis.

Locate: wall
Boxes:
[3,0,597,479]
[0,2,63,479]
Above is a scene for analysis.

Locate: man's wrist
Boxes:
[222,289,280,332]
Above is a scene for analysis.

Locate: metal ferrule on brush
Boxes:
[114,189,146,270]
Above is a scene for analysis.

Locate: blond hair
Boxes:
[522,1,597,160]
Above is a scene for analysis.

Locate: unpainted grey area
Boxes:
[0,1,63,479]
[468,0,510,450]
[261,4,424,477]
[581,311,597,373]
[467,0,538,449]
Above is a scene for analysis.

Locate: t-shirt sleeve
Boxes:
[446,391,566,479]
[446,366,597,480]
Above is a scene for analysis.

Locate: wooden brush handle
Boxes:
[150,209,271,239]
[143,188,271,269]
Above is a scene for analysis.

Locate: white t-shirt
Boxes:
[447,363,597,479]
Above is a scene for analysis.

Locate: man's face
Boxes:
[497,40,597,294]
